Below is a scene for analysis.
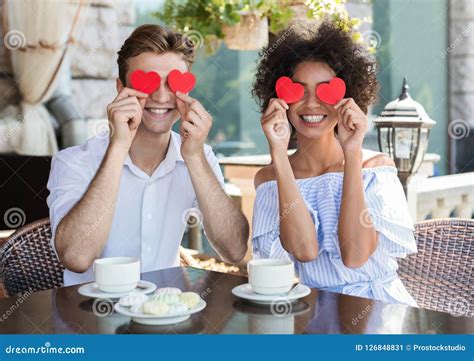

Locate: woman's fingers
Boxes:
[263,98,288,117]
[341,109,357,131]
[340,106,355,130]
[334,98,350,110]
[261,107,286,124]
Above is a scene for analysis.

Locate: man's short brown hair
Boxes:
[117,24,195,86]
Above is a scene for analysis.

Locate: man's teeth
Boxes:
[301,115,326,123]
[147,108,169,114]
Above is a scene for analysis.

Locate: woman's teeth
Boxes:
[301,115,326,123]
[147,108,170,114]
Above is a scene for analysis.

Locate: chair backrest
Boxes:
[0,155,52,230]
[398,218,473,317]
[0,218,64,296]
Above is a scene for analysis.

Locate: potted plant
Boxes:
[155,0,368,54]
[154,0,294,53]
[153,0,241,53]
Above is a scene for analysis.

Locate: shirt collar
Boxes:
[124,131,184,180]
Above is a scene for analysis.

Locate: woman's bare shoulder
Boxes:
[362,149,395,168]
[254,165,276,189]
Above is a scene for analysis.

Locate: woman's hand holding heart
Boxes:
[334,97,367,155]
[176,91,212,161]
[261,98,291,156]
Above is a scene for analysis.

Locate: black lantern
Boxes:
[374,79,436,193]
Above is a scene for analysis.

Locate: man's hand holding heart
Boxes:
[176,91,212,161]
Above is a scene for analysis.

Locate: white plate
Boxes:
[78,280,157,299]
[231,283,311,305]
[114,299,207,325]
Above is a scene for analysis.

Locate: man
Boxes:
[47,24,249,286]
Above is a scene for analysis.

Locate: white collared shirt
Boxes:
[47,131,224,286]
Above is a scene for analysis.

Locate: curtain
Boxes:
[2,0,84,155]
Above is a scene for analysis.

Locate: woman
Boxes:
[251,20,417,306]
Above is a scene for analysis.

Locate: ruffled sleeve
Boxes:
[364,167,417,257]
[251,182,320,261]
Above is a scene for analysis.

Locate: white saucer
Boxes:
[114,299,207,325]
[231,283,311,305]
[78,280,157,299]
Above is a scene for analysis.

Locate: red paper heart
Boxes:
[316,77,346,105]
[275,77,304,104]
[130,70,161,94]
[168,70,196,93]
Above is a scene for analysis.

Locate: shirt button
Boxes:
[146,214,152,220]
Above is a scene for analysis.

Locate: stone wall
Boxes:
[0,0,136,120]
[70,1,136,119]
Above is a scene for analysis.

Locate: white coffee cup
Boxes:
[248,259,294,295]
[93,257,140,293]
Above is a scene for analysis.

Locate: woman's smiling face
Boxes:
[287,61,339,139]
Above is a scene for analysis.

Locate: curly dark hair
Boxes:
[252,20,379,114]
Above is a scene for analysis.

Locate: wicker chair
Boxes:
[0,219,195,296]
[0,218,64,296]
[398,218,473,317]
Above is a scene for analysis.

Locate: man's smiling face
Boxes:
[118,51,189,134]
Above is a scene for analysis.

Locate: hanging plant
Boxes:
[154,0,295,53]
[154,0,370,54]
[153,0,240,54]
[304,0,374,52]
[222,11,269,50]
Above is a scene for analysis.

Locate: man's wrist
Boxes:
[183,149,206,165]
[107,142,129,162]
